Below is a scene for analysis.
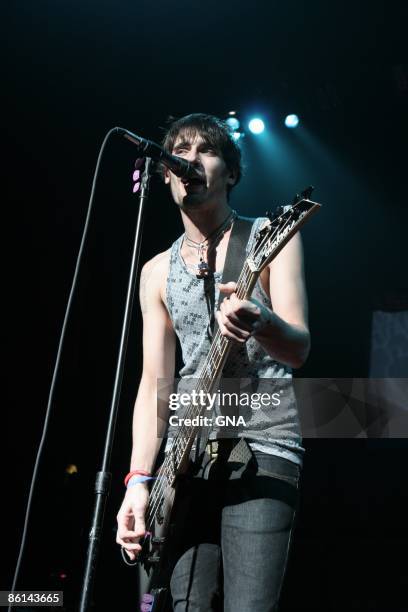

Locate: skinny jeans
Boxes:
[168,440,301,612]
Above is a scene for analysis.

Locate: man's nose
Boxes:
[184,148,200,163]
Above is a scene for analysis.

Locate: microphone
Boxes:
[116,127,204,181]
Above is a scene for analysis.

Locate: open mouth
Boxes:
[181,177,206,190]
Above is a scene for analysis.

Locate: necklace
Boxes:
[184,210,237,279]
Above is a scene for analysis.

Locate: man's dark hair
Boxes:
[161,113,242,195]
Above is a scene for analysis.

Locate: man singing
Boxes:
[116,113,310,611]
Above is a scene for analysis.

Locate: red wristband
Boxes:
[124,469,151,487]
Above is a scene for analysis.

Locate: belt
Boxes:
[205,440,219,460]
[205,438,252,464]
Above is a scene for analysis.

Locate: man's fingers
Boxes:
[216,311,248,343]
[222,295,260,318]
[116,490,150,560]
[117,527,139,540]
[223,318,252,340]
[117,509,146,548]
[220,299,259,332]
[223,307,255,331]
[219,304,251,335]
[228,312,253,331]
[116,527,145,543]
[234,306,260,323]
[125,550,136,561]
[231,295,261,316]
[116,524,147,560]
[116,537,142,551]
[117,539,142,561]
[218,281,237,295]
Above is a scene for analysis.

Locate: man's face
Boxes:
[165,132,235,209]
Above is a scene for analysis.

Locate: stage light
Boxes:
[232,131,243,141]
[284,114,299,128]
[248,118,265,134]
[226,116,240,131]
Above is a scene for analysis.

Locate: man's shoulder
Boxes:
[140,249,171,306]
[142,249,171,278]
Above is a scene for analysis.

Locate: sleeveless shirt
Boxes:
[166,217,304,465]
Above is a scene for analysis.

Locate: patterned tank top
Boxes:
[165,217,304,465]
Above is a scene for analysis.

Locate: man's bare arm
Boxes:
[116,252,174,560]
[253,232,310,368]
[216,233,310,369]
[130,252,175,473]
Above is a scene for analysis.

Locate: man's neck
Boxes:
[180,202,233,243]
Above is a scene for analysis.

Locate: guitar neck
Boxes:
[198,261,257,386]
[146,196,322,529]
[158,263,257,480]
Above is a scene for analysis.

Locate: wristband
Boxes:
[127,475,155,488]
[124,469,151,487]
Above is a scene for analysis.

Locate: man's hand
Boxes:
[116,484,149,561]
[216,282,272,343]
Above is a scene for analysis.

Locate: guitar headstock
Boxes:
[247,187,321,274]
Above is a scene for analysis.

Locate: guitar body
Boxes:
[137,481,176,612]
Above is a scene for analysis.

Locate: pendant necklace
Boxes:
[184,210,237,279]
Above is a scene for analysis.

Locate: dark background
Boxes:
[3,1,408,610]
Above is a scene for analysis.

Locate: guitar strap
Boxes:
[216,215,255,317]
[193,215,255,464]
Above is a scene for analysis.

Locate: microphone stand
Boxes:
[79,157,154,611]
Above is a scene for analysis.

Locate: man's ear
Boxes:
[227,169,237,186]
[164,167,170,184]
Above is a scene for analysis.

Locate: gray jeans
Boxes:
[168,441,301,612]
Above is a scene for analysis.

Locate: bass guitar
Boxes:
[127,187,321,611]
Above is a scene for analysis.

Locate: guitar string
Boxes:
[145,262,252,528]
[164,272,248,457]
[164,240,272,468]
[145,246,263,525]
[168,209,306,466]
[145,287,245,525]
[145,213,296,528]
[144,217,288,528]
[162,214,294,472]
[145,212,297,528]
